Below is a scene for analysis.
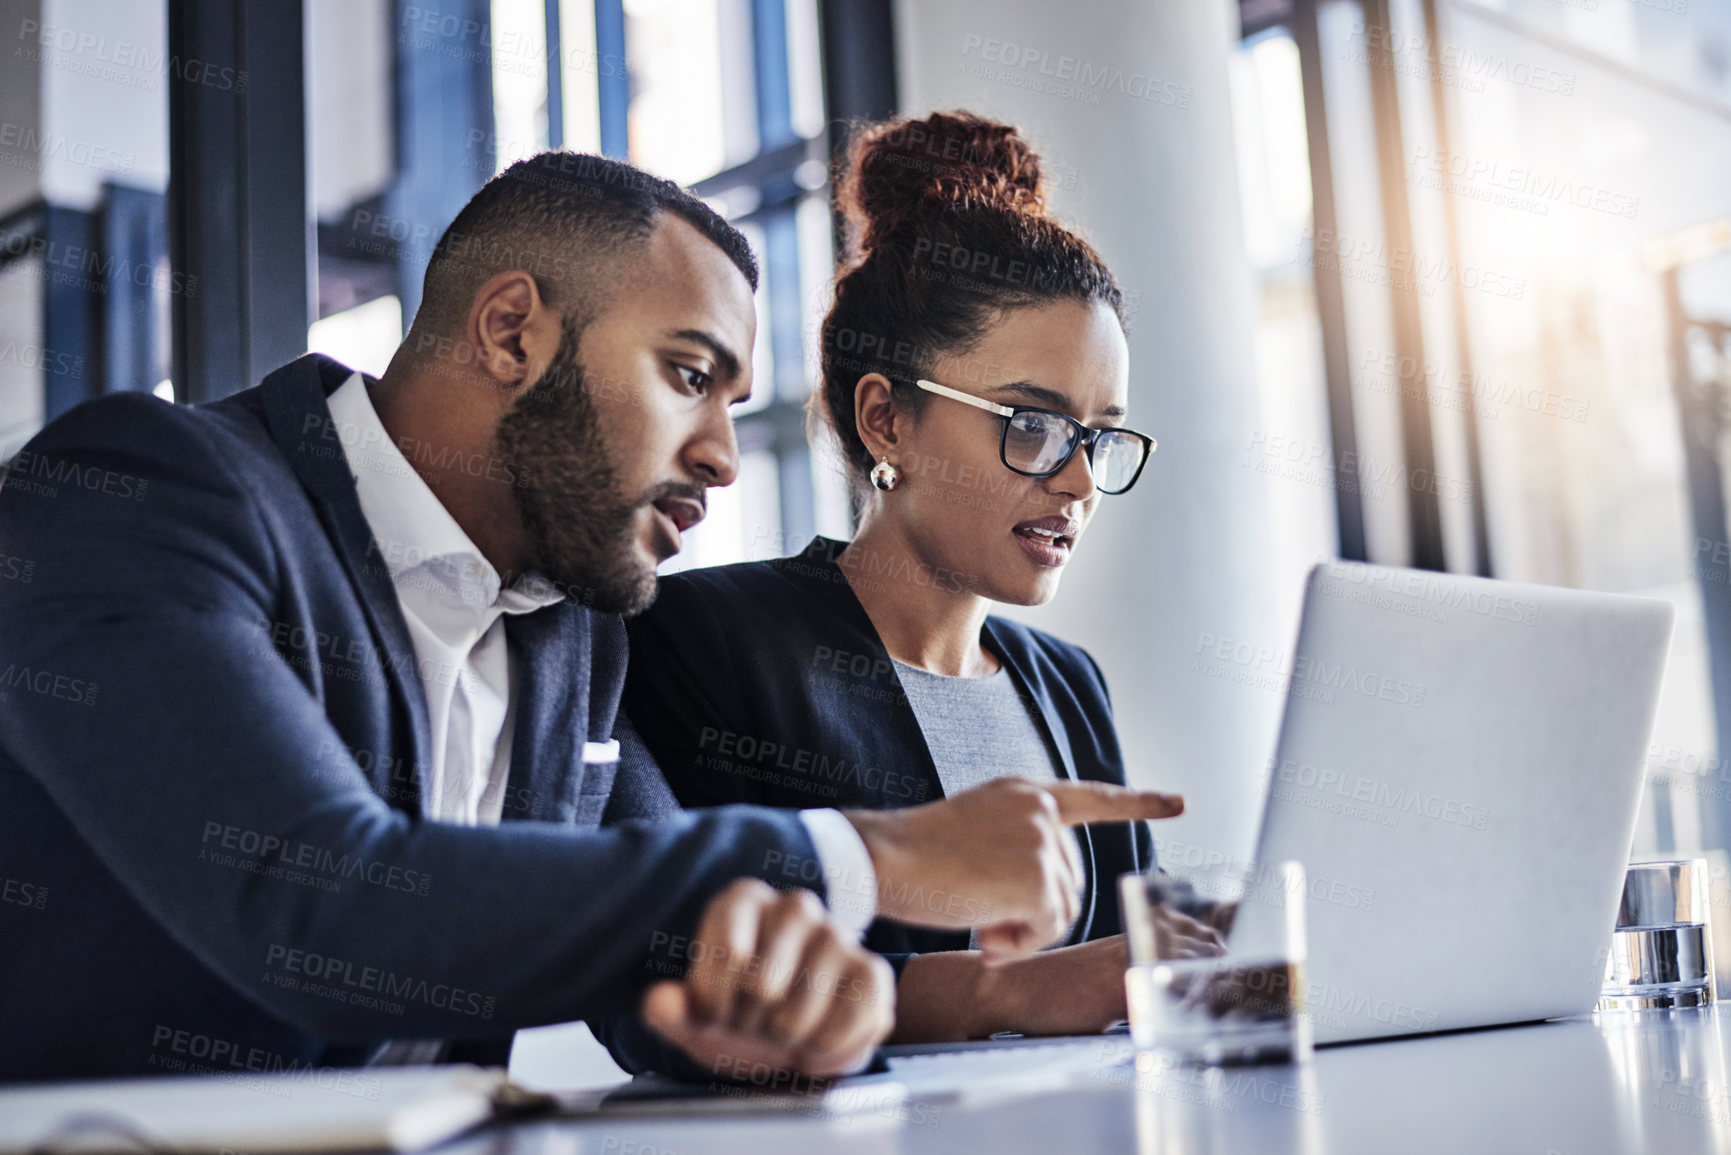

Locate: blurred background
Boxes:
[4,0,1731,955]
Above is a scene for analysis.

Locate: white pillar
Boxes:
[895,0,1284,865]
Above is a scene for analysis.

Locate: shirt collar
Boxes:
[325,371,564,613]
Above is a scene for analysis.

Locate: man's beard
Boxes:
[493,317,673,616]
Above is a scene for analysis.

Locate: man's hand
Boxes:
[844,778,1184,957]
[642,879,895,1080]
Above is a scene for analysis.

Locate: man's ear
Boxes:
[466,271,559,393]
[854,373,906,462]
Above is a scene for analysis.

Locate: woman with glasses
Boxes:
[616,111,1190,1046]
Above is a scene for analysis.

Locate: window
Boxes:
[310,0,850,571]
[1235,0,1731,879]
[1228,25,1339,639]
[1412,0,1731,861]
[0,0,171,455]
[307,0,400,374]
[609,0,851,571]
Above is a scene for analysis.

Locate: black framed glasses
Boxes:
[914,378,1156,495]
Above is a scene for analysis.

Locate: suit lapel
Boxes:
[502,604,590,823]
[793,538,944,808]
[255,354,434,815]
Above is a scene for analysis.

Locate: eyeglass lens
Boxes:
[1002,410,1145,493]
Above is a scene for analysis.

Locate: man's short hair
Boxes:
[414,151,759,336]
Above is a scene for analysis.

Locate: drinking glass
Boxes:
[1598,858,1715,1012]
[1120,859,1312,1066]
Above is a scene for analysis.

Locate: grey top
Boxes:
[892,657,1060,797]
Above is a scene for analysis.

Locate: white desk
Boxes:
[459,1007,1731,1154]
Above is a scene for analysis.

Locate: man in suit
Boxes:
[0,151,1180,1081]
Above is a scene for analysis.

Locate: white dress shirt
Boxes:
[327,374,877,930]
[328,372,562,824]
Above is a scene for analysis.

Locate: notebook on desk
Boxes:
[0,1064,527,1154]
[0,1048,1088,1148]
[558,1037,1113,1121]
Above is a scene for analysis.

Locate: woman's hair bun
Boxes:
[840,111,1048,257]
[816,109,1121,491]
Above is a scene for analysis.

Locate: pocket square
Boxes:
[581,739,620,765]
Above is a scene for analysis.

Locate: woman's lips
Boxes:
[1012,516,1078,568]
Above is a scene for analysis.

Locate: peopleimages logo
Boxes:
[1300,226,1527,300]
[16,19,249,93]
[1,876,47,910]
[695,726,929,802]
[1263,756,1491,831]
[1356,349,1591,424]
[1406,144,1639,220]
[1348,22,1577,99]
[199,821,432,896]
[149,1026,384,1099]
[1193,631,1427,708]
[958,34,1192,107]
[2,448,149,502]
[1244,428,1476,505]
[1320,560,1539,627]
[1095,1044,1328,1114]
[0,664,98,706]
[1149,837,1377,912]
[263,945,495,1019]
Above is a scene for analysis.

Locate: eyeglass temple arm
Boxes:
[915,378,1016,417]
[918,377,1160,459]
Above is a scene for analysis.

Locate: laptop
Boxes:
[1230,560,1675,1044]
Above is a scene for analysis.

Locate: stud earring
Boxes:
[870,458,899,492]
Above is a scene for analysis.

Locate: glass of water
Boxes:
[1120,859,1311,1067]
[1598,858,1715,1012]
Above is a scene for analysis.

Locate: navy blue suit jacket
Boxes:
[621,536,1157,968]
[0,354,819,1081]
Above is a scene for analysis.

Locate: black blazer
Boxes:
[0,353,816,1080]
[623,536,1157,965]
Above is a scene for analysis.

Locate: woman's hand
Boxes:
[1150,902,1230,960]
[893,910,1230,1043]
[892,934,1138,1042]
[978,934,1136,1038]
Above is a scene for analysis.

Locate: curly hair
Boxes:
[815,111,1123,488]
